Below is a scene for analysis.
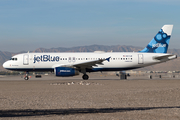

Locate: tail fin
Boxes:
[139,25,173,53]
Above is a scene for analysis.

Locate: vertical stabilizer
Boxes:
[139,25,173,53]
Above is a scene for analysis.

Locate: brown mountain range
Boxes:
[0,45,180,71]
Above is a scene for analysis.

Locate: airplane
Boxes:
[3,25,177,80]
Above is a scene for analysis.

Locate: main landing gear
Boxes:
[24,72,29,80]
[81,69,89,80]
[82,74,89,80]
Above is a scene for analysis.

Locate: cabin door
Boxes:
[138,54,144,64]
[23,54,29,65]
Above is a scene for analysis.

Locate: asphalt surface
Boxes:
[0,74,180,120]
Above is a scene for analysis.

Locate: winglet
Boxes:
[106,57,111,62]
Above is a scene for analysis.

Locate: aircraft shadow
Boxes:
[0,106,180,117]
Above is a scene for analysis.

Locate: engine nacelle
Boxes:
[55,67,79,77]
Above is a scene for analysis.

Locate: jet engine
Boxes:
[55,67,79,77]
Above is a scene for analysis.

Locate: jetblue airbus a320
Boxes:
[3,25,177,80]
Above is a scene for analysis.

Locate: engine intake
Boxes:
[55,67,79,77]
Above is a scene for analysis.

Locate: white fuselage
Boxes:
[3,52,176,72]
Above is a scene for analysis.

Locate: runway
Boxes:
[0,75,180,120]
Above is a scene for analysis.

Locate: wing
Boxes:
[52,57,111,70]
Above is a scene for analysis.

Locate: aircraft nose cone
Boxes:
[3,61,8,68]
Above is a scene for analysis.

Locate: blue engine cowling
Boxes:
[55,67,79,77]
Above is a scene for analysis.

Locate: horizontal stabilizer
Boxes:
[153,54,177,60]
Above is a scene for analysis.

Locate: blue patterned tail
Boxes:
[139,25,173,53]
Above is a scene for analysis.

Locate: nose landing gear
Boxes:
[24,72,29,80]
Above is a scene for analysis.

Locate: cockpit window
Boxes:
[10,58,18,61]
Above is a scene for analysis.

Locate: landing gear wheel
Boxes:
[24,71,29,80]
[82,74,89,80]
[24,76,29,80]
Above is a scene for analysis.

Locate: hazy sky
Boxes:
[0,0,180,52]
